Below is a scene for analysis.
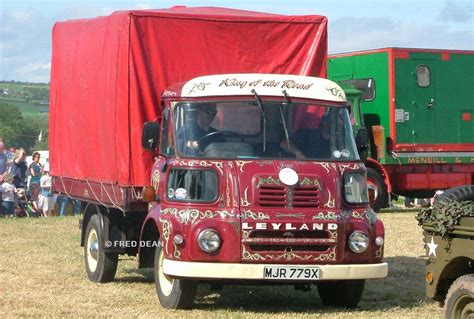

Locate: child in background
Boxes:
[38,164,54,217]
[1,172,16,217]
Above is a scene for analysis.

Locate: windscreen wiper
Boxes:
[251,89,266,153]
[281,90,291,149]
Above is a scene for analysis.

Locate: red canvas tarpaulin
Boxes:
[50,6,327,187]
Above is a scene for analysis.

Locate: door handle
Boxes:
[426,98,434,109]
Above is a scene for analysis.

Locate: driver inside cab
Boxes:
[177,103,225,156]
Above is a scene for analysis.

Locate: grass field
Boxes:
[0,211,443,318]
[0,97,49,116]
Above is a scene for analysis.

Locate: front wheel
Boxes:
[84,214,118,282]
[444,274,474,319]
[154,245,197,309]
[317,280,365,308]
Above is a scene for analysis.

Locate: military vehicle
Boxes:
[417,185,474,318]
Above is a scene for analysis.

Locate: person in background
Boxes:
[6,147,14,162]
[28,151,43,209]
[0,141,7,215]
[10,148,28,190]
[58,196,82,216]
[1,172,16,217]
[38,164,53,217]
[0,141,7,178]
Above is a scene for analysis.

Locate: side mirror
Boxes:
[142,122,160,150]
[355,127,369,163]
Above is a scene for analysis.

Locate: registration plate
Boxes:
[263,266,320,280]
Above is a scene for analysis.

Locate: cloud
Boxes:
[11,11,32,22]
[329,16,473,53]
[135,4,153,10]
[438,0,473,23]
[12,61,51,83]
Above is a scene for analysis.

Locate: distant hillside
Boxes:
[0,81,49,116]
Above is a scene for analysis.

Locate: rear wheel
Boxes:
[317,280,365,308]
[154,245,197,309]
[366,168,388,212]
[444,274,474,319]
[84,214,118,282]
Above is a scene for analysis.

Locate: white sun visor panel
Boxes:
[180,74,346,102]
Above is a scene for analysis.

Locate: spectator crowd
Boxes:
[0,137,82,217]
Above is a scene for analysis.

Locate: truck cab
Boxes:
[133,74,387,308]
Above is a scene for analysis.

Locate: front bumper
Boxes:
[163,259,388,280]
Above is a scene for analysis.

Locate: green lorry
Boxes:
[328,48,474,211]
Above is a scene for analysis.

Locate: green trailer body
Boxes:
[328,48,474,206]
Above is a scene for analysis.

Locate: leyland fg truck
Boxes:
[328,48,474,211]
[49,7,387,309]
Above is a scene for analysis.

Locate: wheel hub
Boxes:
[86,228,99,272]
[89,241,99,260]
[452,294,474,319]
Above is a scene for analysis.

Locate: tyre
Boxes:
[444,274,474,319]
[84,214,118,282]
[366,168,388,212]
[154,245,197,309]
[317,280,365,308]
[435,185,474,204]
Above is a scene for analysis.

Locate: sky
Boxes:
[0,0,472,83]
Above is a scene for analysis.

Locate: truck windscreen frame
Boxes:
[172,100,359,162]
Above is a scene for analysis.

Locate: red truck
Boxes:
[50,7,387,309]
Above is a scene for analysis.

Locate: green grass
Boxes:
[0,97,49,115]
[0,211,443,318]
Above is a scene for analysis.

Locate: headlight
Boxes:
[348,231,369,253]
[197,229,221,253]
[344,172,369,204]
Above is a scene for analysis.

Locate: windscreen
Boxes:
[173,100,358,161]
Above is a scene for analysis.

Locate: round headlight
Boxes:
[348,231,369,253]
[198,229,221,253]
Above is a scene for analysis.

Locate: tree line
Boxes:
[0,101,48,152]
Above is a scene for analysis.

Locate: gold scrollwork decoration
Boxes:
[151,170,160,190]
[299,177,321,188]
[242,209,270,220]
[170,160,213,168]
[316,162,337,174]
[236,161,252,173]
[256,176,281,188]
[328,230,338,240]
[339,163,361,174]
[312,211,338,221]
[241,187,251,207]
[351,211,369,220]
[270,252,313,261]
[226,183,231,207]
[324,189,335,208]
[242,246,265,261]
[162,207,234,225]
[159,218,171,255]
[375,246,383,258]
[210,161,224,175]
